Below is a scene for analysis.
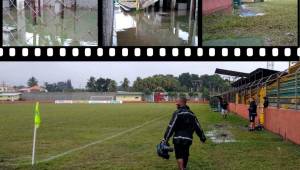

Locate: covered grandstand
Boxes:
[214,62,300,145]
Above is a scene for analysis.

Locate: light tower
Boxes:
[267,62,274,70]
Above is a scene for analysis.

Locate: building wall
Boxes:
[228,103,300,145]
[202,0,232,15]
[102,0,114,46]
[116,95,142,102]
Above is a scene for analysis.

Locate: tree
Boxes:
[45,80,74,92]
[121,78,130,91]
[108,80,117,92]
[95,78,107,92]
[178,73,200,92]
[132,75,181,92]
[143,88,152,95]
[27,77,38,87]
[86,76,97,92]
[154,86,165,92]
[66,79,73,90]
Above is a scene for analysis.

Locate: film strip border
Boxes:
[0,47,299,61]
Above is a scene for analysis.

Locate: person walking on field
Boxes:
[161,97,206,170]
[248,97,257,131]
[221,100,229,119]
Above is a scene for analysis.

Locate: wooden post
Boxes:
[32,0,37,25]
[61,0,64,19]
[38,0,41,16]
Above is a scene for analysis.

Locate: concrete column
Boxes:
[171,0,176,10]
[159,0,163,8]
[170,11,175,33]
[189,0,195,20]
[17,9,26,44]
[195,0,198,19]
[17,0,25,11]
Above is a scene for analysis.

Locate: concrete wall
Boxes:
[21,92,116,101]
[202,0,232,15]
[228,103,300,145]
[102,0,114,46]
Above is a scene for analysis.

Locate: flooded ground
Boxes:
[3,8,98,46]
[113,6,198,46]
[202,0,298,46]
[206,124,236,144]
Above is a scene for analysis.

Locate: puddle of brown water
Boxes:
[3,8,98,46]
[113,6,198,46]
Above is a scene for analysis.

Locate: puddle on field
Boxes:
[206,124,236,144]
[239,5,265,17]
[3,8,98,46]
[206,3,265,18]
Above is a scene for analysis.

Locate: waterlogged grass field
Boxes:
[1,103,300,170]
[203,0,298,46]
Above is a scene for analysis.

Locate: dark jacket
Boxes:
[263,98,269,108]
[248,101,257,115]
[163,105,206,146]
[221,101,228,110]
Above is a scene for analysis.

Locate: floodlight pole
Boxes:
[31,125,37,165]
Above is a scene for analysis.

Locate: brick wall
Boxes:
[229,103,300,145]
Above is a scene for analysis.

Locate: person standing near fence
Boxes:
[248,97,257,131]
[221,100,228,119]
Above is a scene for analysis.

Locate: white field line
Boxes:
[0,114,168,167]
[33,114,167,164]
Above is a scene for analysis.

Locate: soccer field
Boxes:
[1,103,300,170]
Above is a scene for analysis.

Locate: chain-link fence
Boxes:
[3,0,98,46]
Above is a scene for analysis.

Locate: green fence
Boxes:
[267,70,300,109]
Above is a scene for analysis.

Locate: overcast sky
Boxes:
[0,62,290,88]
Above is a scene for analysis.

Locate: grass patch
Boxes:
[0,103,300,169]
[202,0,298,46]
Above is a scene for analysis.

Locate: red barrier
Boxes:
[229,103,300,145]
[202,0,232,15]
[265,108,300,145]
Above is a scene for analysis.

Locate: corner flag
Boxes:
[34,102,41,128]
[32,102,41,165]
